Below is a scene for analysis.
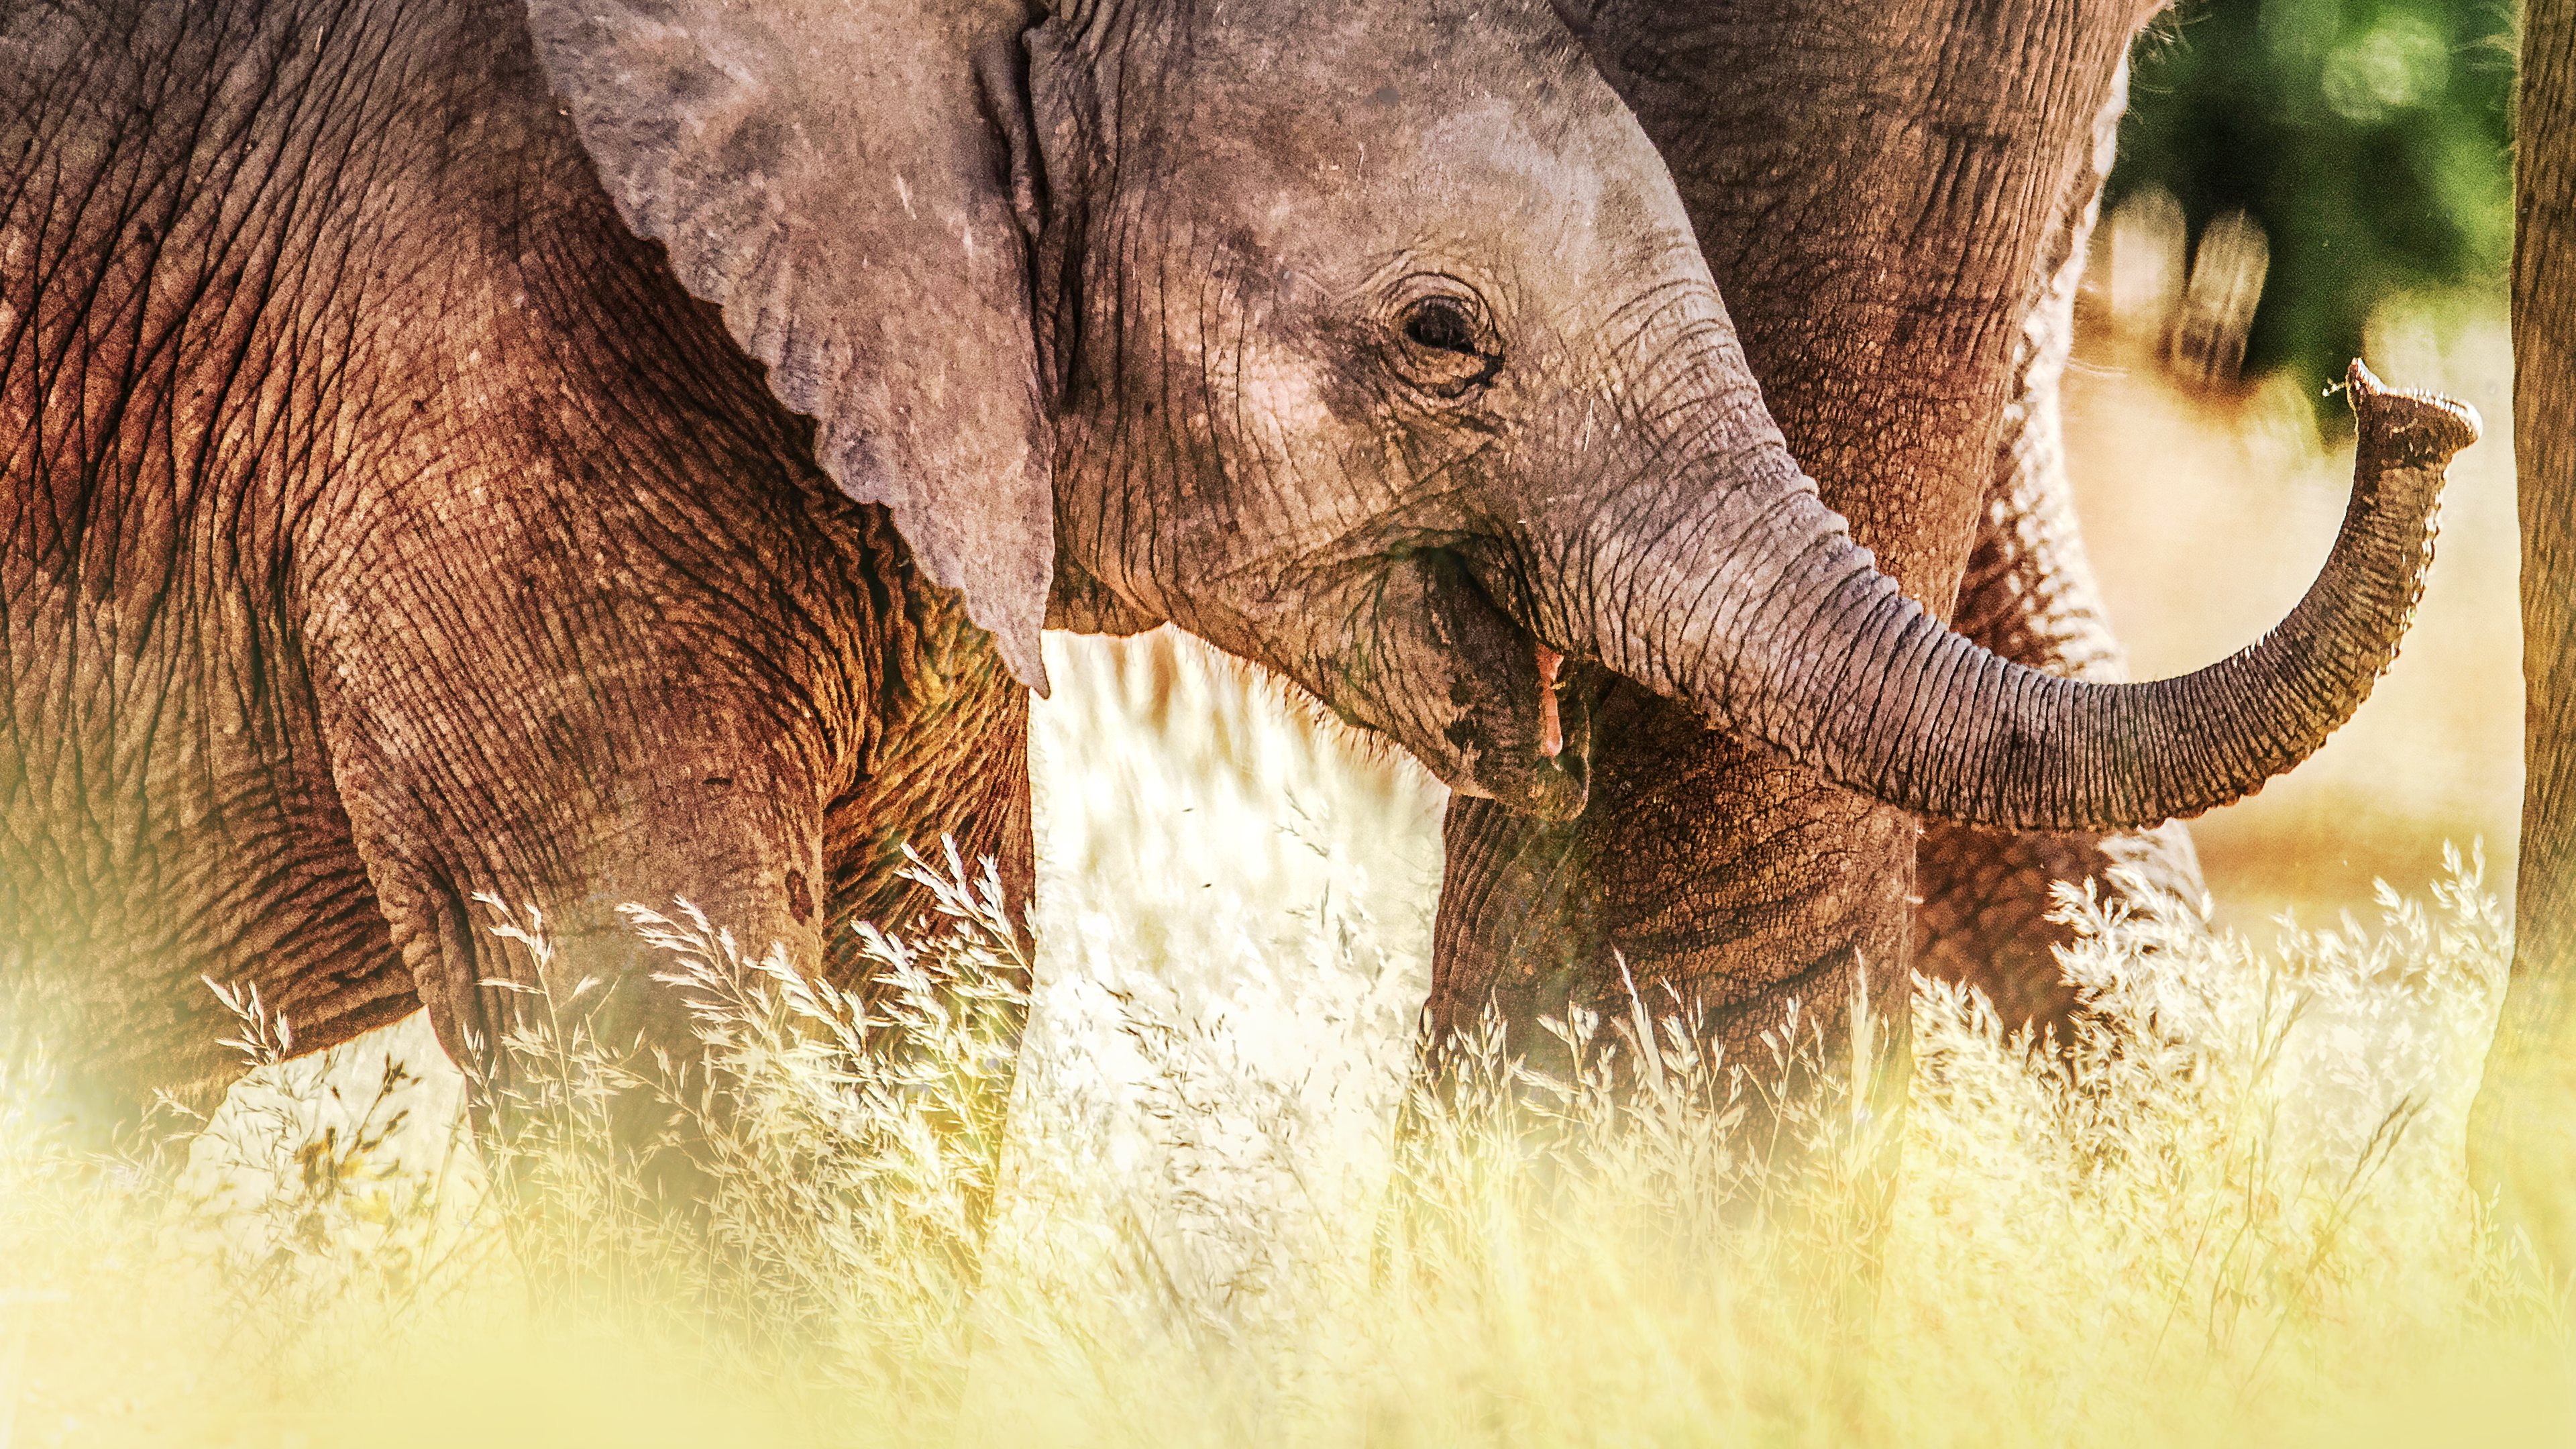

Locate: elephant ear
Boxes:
[525,0,1055,692]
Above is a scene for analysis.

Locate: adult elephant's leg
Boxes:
[822,578,1038,985]
[311,485,859,1132]
[282,20,1034,1184]
[818,538,1039,1203]
[1434,691,1915,1079]
[1911,55,2202,1030]
[2471,0,2576,1276]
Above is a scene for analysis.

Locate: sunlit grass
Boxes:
[0,828,2560,1445]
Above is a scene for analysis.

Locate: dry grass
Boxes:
[0,822,2559,1446]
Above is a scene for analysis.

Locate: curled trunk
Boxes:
[1577,362,2474,834]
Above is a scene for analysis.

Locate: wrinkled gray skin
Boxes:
[5,0,2467,1172]
[1432,0,2192,1055]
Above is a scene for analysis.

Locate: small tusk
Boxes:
[1536,644,1564,758]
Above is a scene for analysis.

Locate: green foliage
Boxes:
[2114,0,2516,388]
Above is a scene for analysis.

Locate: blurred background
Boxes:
[2072,0,2518,932]
[2111,0,2512,400]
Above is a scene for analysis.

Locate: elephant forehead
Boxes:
[1261,101,1617,252]
[1142,73,1702,337]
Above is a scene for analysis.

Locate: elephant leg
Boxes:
[817,545,1038,1241]
[311,498,1040,1196]
[2471,0,2576,1275]
[272,30,1035,1197]
[317,635,843,1159]
[1912,822,2200,1028]
[1912,61,2204,1032]
[0,665,419,1155]
[1428,692,1914,1350]
[1432,682,1916,1093]
[820,545,1040,991]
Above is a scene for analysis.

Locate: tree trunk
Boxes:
[2471,0,2576,1275]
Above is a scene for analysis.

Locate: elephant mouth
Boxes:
[1438,627,1593,820]
[1333,549,1593,822]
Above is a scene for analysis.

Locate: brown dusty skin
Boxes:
[0,0,1033,1143]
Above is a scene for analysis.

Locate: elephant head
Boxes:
[531,0,2469,859]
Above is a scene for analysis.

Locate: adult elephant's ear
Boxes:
[525,0,1057,693]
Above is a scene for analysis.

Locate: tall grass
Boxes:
[0,627,2555,1446]
[0,830,2557,1446]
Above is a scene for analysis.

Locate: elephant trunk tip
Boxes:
[1618,355,2479,835]
[2347,358,2481,460]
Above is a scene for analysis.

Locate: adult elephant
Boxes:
[3,0,2469,1155]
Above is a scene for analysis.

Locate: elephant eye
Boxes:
[1404,297,1480,354]
[1389,288,1501,400]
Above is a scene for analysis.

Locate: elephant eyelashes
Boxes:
[1391,294,1502,400]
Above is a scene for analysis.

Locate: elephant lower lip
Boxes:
[1537,644,1565,758]
[1503,741,1590,822]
